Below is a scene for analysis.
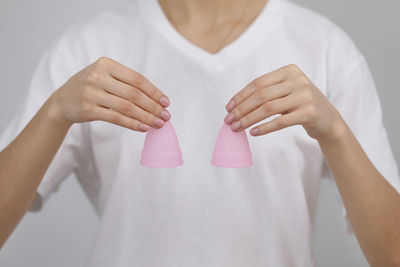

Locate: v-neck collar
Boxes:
[137,0,283,71]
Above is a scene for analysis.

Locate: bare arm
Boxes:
[0,97,71,247]
[225,64,400,266]
[0,57,171,248]
[318,123,400,267]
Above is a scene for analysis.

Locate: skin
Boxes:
[223,64,400,266]
[0,0,399,266]
[159,0,267,53]
[0,57,171,247]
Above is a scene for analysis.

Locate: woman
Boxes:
[0,0,399,266]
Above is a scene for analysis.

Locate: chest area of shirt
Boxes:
[88,38,327,175]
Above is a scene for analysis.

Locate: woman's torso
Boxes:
[69,0,339,265]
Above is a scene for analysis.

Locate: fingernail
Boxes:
[139,124,150,132]
[226,100,236,112]
[250,128,258,136]
[160,110,170,121]
[160,96,170,107]
[154,118,165,128]
[231,121,241,131]
[224,113,235,124]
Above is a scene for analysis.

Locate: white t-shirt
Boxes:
[1,0,399,266]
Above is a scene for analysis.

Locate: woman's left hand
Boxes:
[224,64,346,142]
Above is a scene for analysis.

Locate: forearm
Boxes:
[318,120,400,267]
[0,93,72,248]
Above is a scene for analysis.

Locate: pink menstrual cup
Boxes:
[211,123,253,168]
[140,121,183,168]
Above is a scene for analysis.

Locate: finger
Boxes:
[230,93,302,132]
[106,59,170,107]
[94,91,165,129]
[94,106,149,132]
[249,110,306,136]
[225,66,290,112]
[224,81,295,124]
[102,76,170,121]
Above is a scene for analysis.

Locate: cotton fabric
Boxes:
[1,0,399,266]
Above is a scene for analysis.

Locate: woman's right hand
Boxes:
[49,57,171,132]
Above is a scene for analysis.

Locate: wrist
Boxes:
[43,91,74,129]
[317,116,350,145]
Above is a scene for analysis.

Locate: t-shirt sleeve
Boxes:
[0,26,90,211]
[321,28,400,233]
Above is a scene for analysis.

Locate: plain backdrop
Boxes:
[0,0,398,266]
